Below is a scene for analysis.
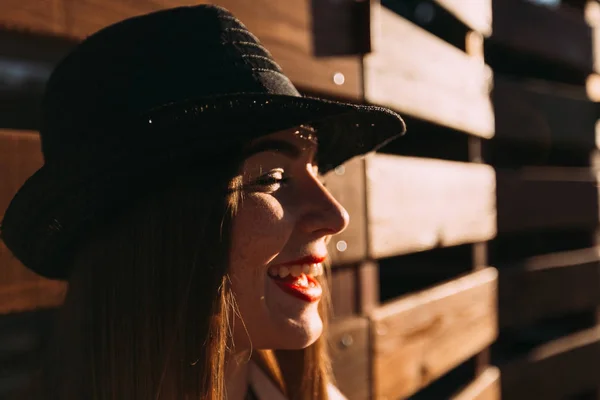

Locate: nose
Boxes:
[297,177,350,237]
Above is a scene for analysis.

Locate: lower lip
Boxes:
[270,274,322,303]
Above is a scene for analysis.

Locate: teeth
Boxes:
[278,266,290,278]
[309,263,319,276]
[290,265,302,277]
[268,263,324,278]
[302,264,311,274]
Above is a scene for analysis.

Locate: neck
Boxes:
[225,350,251,400]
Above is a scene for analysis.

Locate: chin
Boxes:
[277,315,324,349]
[248,310,324,350]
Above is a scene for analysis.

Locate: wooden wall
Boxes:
[487,0,600,399]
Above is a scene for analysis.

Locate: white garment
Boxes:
[248,362,348,400]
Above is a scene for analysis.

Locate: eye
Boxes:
[253,169,290,188]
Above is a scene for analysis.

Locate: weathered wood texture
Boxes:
[329,317,370,400]
[0,280,66,315]
[325,158,367,266]
[311,0,371,57]
[0,130,67,314]
[329,266,357,318]
[0,0,362,99]
[501,327,600,400]
[496,167,599,233]
[433,0,492,36]
[329,260,380,317]
[492,0,593,72]
[370,268,498,400]
[0,309,56,397]
[585,0,600,74]
[367,155,497,259]
[365,3,494,138]
[499,247,600,328]
[493,77,598,150]
[0,31,77,130]
[451,366,501,400]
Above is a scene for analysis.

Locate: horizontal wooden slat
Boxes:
[499,247,600,328]
[329,317,370,400]
[496,167,599,233]
[493,77,598,150]
[367,155,497,259]
[370,268,498,400]
[0,0,361,99]
[492,0,593,71]
[0,280,66,314]
[433,0,492,36]
[501,327,600,399]
[324,158,367,266]
[451,366,501,400]
[365,3,494,138]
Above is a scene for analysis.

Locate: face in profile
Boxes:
[228,126,349,351]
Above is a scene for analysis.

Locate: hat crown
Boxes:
[41,5,299,161]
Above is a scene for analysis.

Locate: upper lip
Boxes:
[272,254,326,267]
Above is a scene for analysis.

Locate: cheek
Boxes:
[230,194,291,268]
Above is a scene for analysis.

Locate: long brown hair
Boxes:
[25,148,334,399]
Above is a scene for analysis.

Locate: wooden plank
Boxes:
[433,0,492,36]
[451,366,501,400]
[496,167,599,233]
[499,247,600,328]
[329,266,357,318]
[586,1,600,74]
[0,130,67,314]
[366,155,496,259]
[0,280,66,314]
[0,129,42,293]
[311,0,371,56]
[325,158,367,266]
[329,317,370,400]
[0,0,361,99]
[329,260,380,317]
[370,268,498,400]
[493,76,598,150]
[0,130,42,216]
[501,327,600,400]
[365,3,494,138]
[492,0,593,72]
[466,31,485,61]
[357,260,379,314]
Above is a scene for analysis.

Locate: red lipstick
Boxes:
[272,274,322,302]
[268,255,326,302]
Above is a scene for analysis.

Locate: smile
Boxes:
[267,262,324,302]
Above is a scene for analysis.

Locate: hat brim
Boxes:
[141,93,406,172]
[1,93,405,279]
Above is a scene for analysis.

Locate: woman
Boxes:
[1,4,405,399]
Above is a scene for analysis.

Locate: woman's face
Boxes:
[229,126,349,351]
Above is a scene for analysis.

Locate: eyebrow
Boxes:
[243,139,303,159]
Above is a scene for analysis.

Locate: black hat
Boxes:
[1,4,405,279]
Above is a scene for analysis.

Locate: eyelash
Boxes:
[255,175,290,186]
[252,171,327,189]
